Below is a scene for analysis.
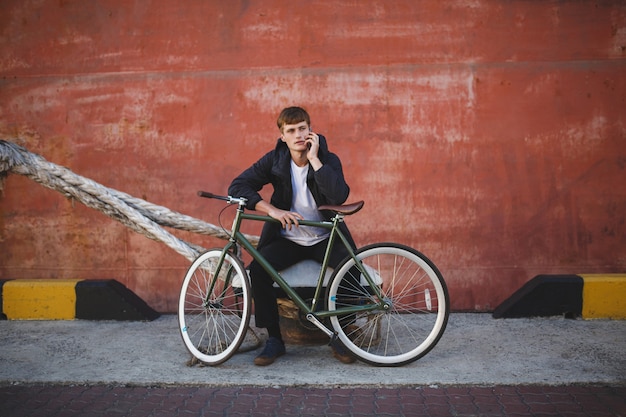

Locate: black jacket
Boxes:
[228,135,357,251]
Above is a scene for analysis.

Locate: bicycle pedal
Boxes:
[328,333,340,347]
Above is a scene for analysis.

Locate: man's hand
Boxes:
[255,200,303,230]
[268,207,303,230]
[306,131,323,171]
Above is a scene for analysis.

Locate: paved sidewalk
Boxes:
[0,314,624,416]
[1,314,624,387]
[1,384,625,416]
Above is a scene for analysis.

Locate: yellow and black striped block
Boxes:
[0,279,160,321]
[493,274,626,319]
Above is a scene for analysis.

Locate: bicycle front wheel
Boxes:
[327,243,449,366]
[178,249,251,365]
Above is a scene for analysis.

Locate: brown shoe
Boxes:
[254,337,286,366]
[331,341,356,364]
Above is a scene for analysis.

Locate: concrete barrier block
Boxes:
[0,279,159,321]
[581,274,626,319]
[2,279,80,320]
[492,275,583,319]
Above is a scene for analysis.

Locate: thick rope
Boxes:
[0,139,259,263]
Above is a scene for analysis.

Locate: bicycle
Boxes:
[178,191,449,367]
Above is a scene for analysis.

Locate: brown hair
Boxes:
[276,107,310,131]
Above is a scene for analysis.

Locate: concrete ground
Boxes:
[0,313,624,387]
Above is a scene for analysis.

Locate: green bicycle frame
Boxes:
[215,204,387,320]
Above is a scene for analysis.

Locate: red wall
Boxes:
[1,1,625,312]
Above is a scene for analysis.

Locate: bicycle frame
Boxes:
[181,193,449,366]
[214,200,387,334]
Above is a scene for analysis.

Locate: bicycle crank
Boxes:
[305,313,334,337]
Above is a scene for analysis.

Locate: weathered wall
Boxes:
[1,1,624,312]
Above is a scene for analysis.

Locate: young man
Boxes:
[228,106,357,366]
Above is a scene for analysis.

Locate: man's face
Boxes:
[280,121,310,152]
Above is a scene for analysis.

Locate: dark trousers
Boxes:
[248,237,351,329]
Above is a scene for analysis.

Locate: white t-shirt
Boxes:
[281,160,330,246]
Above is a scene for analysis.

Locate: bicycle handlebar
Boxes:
[197,191,247,205]
[197,191,224,200]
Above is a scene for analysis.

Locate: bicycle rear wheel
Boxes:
[327,243,449,366]
[178,249,251,365]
